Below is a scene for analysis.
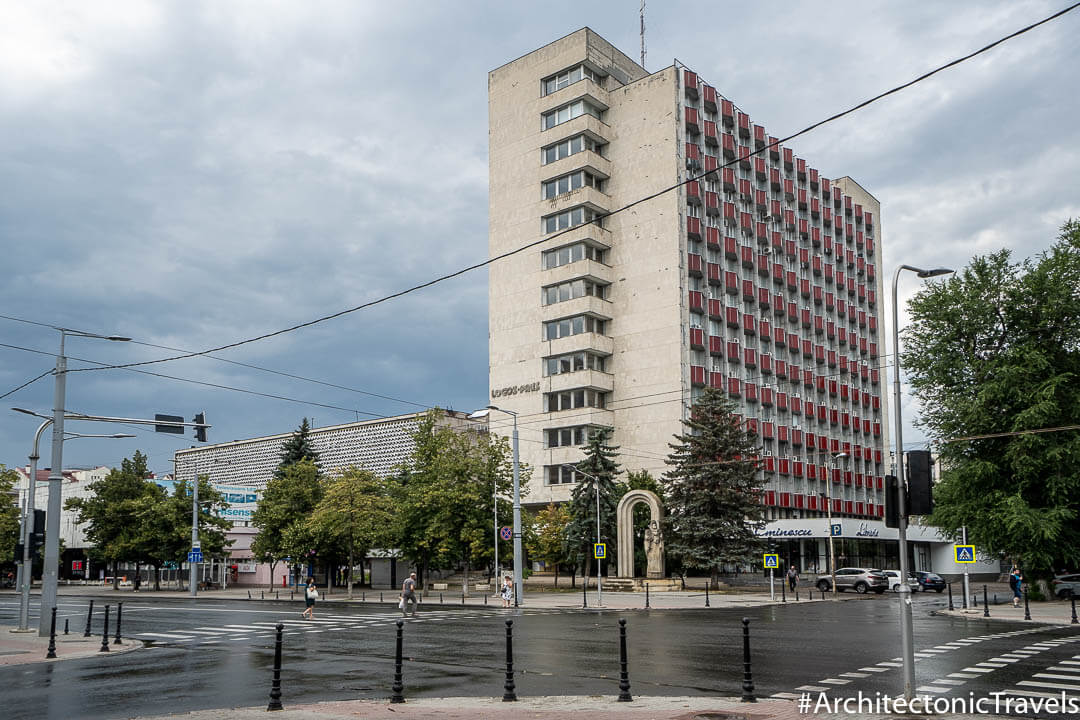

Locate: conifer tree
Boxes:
[273,418,320,480]
[661,388,764,588]
[564,427,622,581]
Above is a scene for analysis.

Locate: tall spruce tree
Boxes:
[564,427,622,581]
[273,418,320,480]
[661,388,765,588]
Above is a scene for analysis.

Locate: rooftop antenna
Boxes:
[639,0,647,69]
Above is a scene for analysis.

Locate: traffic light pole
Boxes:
[16,419,52,632]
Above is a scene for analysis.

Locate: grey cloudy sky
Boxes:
[1,1,1077,476]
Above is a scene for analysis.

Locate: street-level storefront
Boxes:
[756,518,1000,579]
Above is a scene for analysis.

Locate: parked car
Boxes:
[816,568,888,594]
[882,570,919,592]
[914,571,946,593]
[1052,574,1080,599]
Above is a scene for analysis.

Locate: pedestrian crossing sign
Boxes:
[763,553,779,569]
[594,543,607,559]
[954,545,976,563]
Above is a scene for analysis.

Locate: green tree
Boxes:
[565,427,622,583]
[661,388,765,588]
[307,467,394,598]
[0,465,20,565]
[903,221,1080,575]
[65,451,159,589]
[529,502,572,586]
[273,418,320,480]
[251,459,324,588]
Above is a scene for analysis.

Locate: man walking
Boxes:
[401,572,418,617]
[786,564,799,592]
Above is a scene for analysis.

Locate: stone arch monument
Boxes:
[616,489,665,579]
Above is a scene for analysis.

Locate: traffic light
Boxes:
[193,412,207,443]
[29,509,46,555]
[907,450,934,515]
[884,475,900,529]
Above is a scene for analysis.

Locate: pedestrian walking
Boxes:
[1009,566,1023,608]
[401,572,418,616]
[786,565,799,592]
[134,574,141,593]
[500,575,514,608]
[302,577,319,619]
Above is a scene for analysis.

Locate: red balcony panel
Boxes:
[868,288,876,306]
[873,421,882,437]
[725,306,740,327]
[828,379,838,397]
[740,245,755,267]
[839,384,849,401]
[706,263,721,286]
[812,257,823,277]
[829,408,839,426]
[863,418,871,435]
[685,142,700,161]
[872,395,881,411]
[793,461,804,478]
[723,235,738,260]
[857,283,867,302]
[720,98,734,123]
[726,341,740,363]
[800,338,812,358]
[722,168,735,192]
[783,209,795,231]
[788,331,800,349]
[792,429,803,447]
[685,107,701,134]
[827,349,837,368]
[800,308,811,327]
[722,133,736,159]
[786,271,797,291]
[739,179,753,200]
[753,123,766,146]
[783,179,795,200]
[775,359,787,377]
[824,264,835,284]
[776,392,788,411]
[763,490,775,506]
[795,494,806,509]
[800,278,811,298]
[814,344,825,364]
[744,348,758,367]
[838,355,848,374]
[772,231,783,253]
[803,368,815,388]
[798,190,808,211]
[837,327,847,346]
[782,147,793,168]
[725,271,739,294]
[778,425,789,443]
[821,177,831,195]
[843,500,853,515]
[708,370,722,388]
[818,435,829,451]
[859,337,868,355]
[823,207,833,226]
[684,69,699,95]
[742,312,756,334]
[817,405,827,423]
[706,226,721,248]
[773,293,785,315]
[709,335,724,357]
[866,263,875,282]
[844,249,855,268]
[836,269,845,287]
[791,395,802,415]
[771,262,784,283]
[856,231,865,249]
[844,195,853,214]
[841,412,851,429]
[869,342,878,359]
[740,211,753,234]
[807,495,818,511]
[689,327,705,349]
[704,191,719,215]
[757,287,771,306]
[779,459,791,476]
[804,399,814,417]
[773,327,786,346]
[754,189,767,210]
[708,298,722,318]
[796,157,806,177]
[687,216,701,239]
[816,375,826,392]
[769,167,781,190]
[745,382,759,402]
[785,239,797,258]
[761,387,774,406]
[688,252,703,276]
[727,377,742,397]
[858,310,867,328]
[689,290,704,313]
[754,157,766,180]
[779,492,791,508]
[702,84,717,111]
[759,318,771,338]
[737,111,750,137]
[691,364,706,386]
[832,499,843,513]
[703,120,718,145]
[867,236,875,255]
[874,449,883,465]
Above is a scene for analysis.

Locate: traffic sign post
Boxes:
[764,553,779,601]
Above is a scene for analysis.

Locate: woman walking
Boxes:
[302,577,319,619]
[500,575,514,608]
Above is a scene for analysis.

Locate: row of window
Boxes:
[542,278,608,306]
[543,205,604,234]
[544,314,606,340]
[542,133,605,165]
[543,388,607,412]
[542,99,604,130]
[543,169,604,199]
[542,241,606,270]
[543,350,607,377]
[545,424,606,448]
[542,64,604,96]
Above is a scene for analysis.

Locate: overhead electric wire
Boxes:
[0,368,53,401]
[52,2,1079,376]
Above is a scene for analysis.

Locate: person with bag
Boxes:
[1009,566,1023,608]
[401,572,418,616]
[500,575,514,608]
[302,577,319,619]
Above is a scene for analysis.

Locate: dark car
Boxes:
[914,571,946,593]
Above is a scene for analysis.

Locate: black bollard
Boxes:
[741,617,756,702]
[503,619,517,701]
[1024,587,1031,620]
[46,607,57,659]
[100,605,110,653]
[1071,595,1078,624]
[583,577,588,609]
[617,619,632,702]
[267,623,284,711]
[64,618,69,636]
[380,592,384,603]
[276,591,279,601]
[645,583,650,610]
[973,590,978,607]
[484,593,488,606]
[362,591,366,602]
[462,593,465,605]
[781,580,786,603]
[114,602,124,645]
[247,590,251,600]
[84,599,94,637]
[947,582,954,611]
[440,593,443,605]
[983,586,990,618]
[390,620,405,703]
[796,587,799,601]
[261,591,265,600]
[705,582,710,607]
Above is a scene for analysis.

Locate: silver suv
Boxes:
[816,567,888,594]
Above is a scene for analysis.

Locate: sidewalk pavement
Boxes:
[0,629,141,666]
[935,596,1080,626]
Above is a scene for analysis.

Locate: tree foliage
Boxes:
[904,221,1080,574]
[0,465,20,564]
[661,388,765,585]
[273,418,320,480]
[251,459,324,585]
[528,502,572,585]
[565,427,623,576]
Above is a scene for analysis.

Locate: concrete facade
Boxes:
[488,29,893,538]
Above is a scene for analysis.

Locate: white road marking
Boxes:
[916,685,952,694]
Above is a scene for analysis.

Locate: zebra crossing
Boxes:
[132,607,575,647]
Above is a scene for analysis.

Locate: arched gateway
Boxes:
[616,489,665,579]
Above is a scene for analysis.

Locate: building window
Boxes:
[543,388,607,412]
[544,425,607,448]
[542,134,604,165]
[542,170,604,199]
[542,99,603,130]
[542,278,608,305]
[543,314,605,340]
[544,465,579,485]
[542,242,605,270]
[542,64,603,96]
[543,351,606,376]
[543,205,604,234]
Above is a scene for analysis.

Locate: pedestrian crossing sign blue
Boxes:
[594,543,606,559]
[763,553,779,569]
[954,545,976,563]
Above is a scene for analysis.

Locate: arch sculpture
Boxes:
[616,489,665,579]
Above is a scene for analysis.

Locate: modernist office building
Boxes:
[487,29,988,574]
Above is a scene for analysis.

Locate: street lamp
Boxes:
[10,407,132,632]
[40,327,130,637]
[468,405,522,607]
[819,451,848,601]
[563,464,603,607]
[892,264,953,700]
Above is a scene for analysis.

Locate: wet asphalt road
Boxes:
[2,592,1079,719]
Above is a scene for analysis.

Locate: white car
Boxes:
[882,570,919,592]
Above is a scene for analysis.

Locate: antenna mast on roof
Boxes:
[640,1,647,69]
